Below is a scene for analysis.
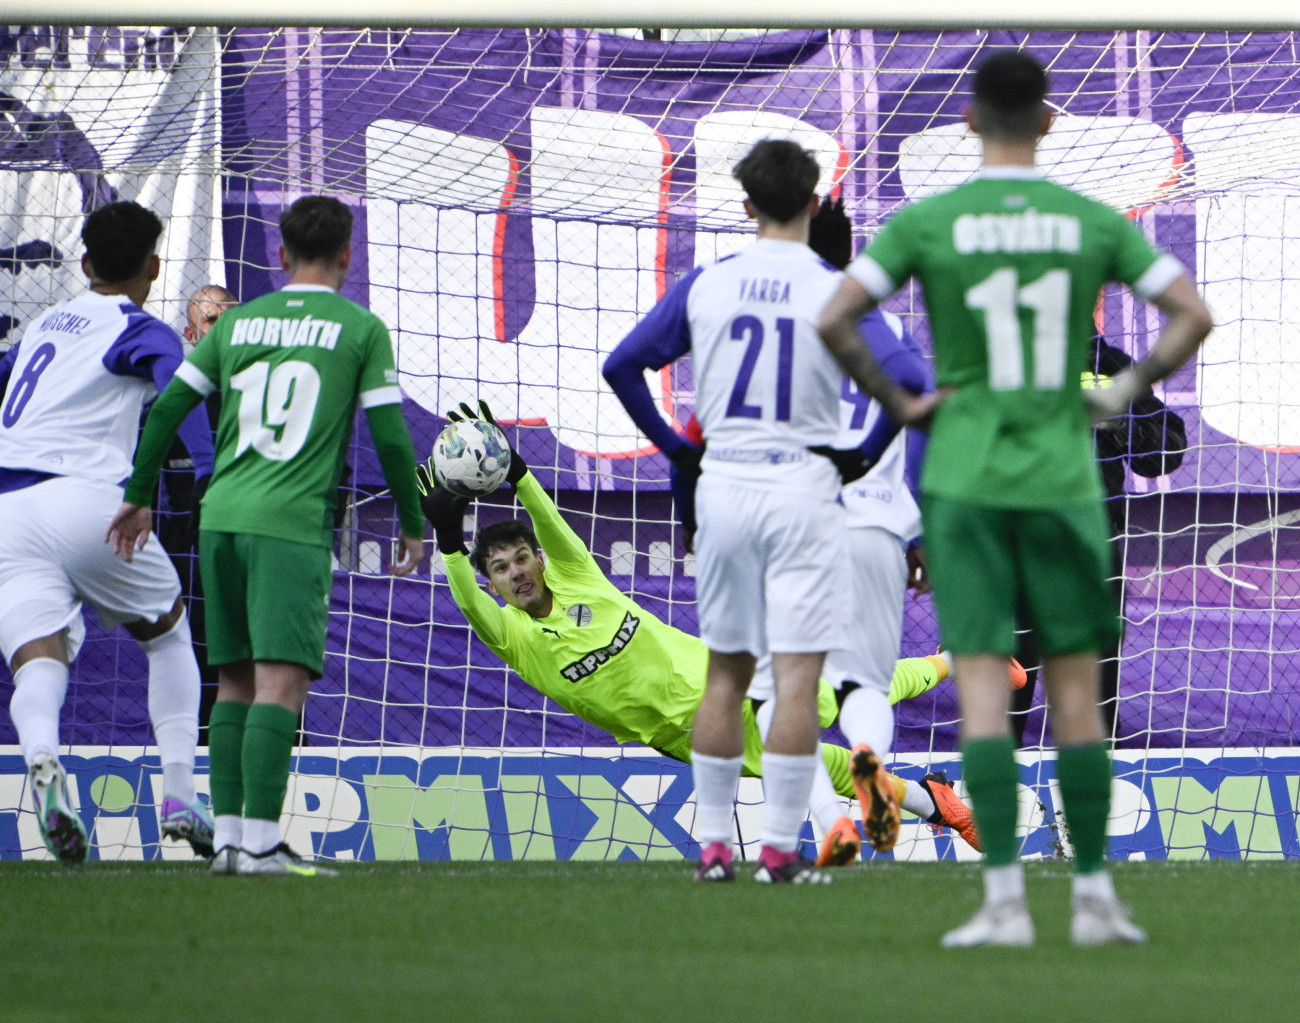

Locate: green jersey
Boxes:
[445,473,706,751]
[174,284,404,546]
[850,168,1182,508]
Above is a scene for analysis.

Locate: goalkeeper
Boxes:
[421,402,982,865]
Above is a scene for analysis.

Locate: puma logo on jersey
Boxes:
[738,277,791,304]
[952,209,1080,255]
[559,611,640,682]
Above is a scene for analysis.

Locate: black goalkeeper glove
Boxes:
[808,196,852,270]
[415,461,471,555]
[447,399,527,486]
[807,444,876,484]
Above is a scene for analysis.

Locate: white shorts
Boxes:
[694,474,846,657]
[822,526,908,695]
[0,476,180,664]
[748,527,907,699]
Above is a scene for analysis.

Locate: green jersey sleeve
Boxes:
[1108,210,1185,298]
[356,317,403,410]
[849,205,919,300]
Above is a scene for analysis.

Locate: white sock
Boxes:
[759,751,817,853]
[810,759,847,834]
[213,814,242,853]
[984,862,1027,905]
[1072,870,1117,903]
[838,686,894,757]
[690,751,743,847]
[139,612,200,804]
[10,658,68,764]
[242,817,282,855]
[901,778,936,819]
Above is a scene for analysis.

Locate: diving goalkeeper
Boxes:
[420,402,981,864]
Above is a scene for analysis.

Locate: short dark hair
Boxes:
[732,139,820,224]
[81,201,162,283]
[972,50,1049,142]
[471,519,540,577]
[279,195,353,262]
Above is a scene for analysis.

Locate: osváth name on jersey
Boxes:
[738,277,791,303]
[229,315,342,350]
[952,209,1080,255]
[560,611,640,682]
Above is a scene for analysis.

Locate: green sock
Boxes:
[961,737,1020,867]
[208,701,249,817]
[242,704,299,823]
[1057,742,1113,874]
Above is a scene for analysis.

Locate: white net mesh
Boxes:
[2,26,1298,863]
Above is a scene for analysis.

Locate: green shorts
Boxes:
[198,530,332,678]
[921,495,1120,657]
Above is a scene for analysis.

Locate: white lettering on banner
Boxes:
[1183,112,1300,449]
[366,109,845,458]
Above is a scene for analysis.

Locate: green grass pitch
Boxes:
[0,859,1296,1023]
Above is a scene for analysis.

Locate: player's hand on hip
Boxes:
[896,388,950,430]
[105,503,152,562]
[391,534,425,577]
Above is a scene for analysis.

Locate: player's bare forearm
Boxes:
[105,503,152,562]
[1140,275,1214,387]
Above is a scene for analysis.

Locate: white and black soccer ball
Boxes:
[431,420,511,498]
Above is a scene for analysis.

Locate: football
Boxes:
[431,419,512,498]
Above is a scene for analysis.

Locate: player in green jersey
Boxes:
[108,196,426,877]
[419,403,984,864]
[818,51,1212,945]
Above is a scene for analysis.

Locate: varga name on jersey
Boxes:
[738,277,791,303]
[230,315,343,350]
[953,209,1081,255]
[560,611,640,682]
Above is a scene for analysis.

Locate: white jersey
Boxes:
[0,291,184,485]
[685,238,844,490]
[836,310,922,542]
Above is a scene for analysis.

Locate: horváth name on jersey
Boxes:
[952,209,1080,255]
[738,278,791,303]
[229,316,343,350]
[560,611,640,682]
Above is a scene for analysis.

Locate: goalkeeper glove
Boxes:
[447,399,527,486]
[415,461,471,555]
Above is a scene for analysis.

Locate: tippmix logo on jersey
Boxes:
[567,604,593,628]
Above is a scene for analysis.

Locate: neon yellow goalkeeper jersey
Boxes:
[848,168,1184,509]
[444,473,706,750]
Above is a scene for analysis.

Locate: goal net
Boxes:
[1,23,1298,863]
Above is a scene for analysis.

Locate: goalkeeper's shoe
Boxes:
[209,846,239,876]
[1071,896,1147,946]
[29,754,88,865]
[941,900,1035,948]
[1007,657,1028,690]
[815,814,861,867]
[752,846,831,885]
[850,744,900,853]
[159,796,216,858]
[235,843,339,877]
[921,771,983,853]
[695,841,735,882]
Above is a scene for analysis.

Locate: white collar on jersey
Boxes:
[281,283,336,292]
[977,166,1047,180]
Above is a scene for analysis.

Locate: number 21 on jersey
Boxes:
[725,314,794,421]
[965,268,1070,391]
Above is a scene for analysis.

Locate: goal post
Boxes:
[0,20,1298,864]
